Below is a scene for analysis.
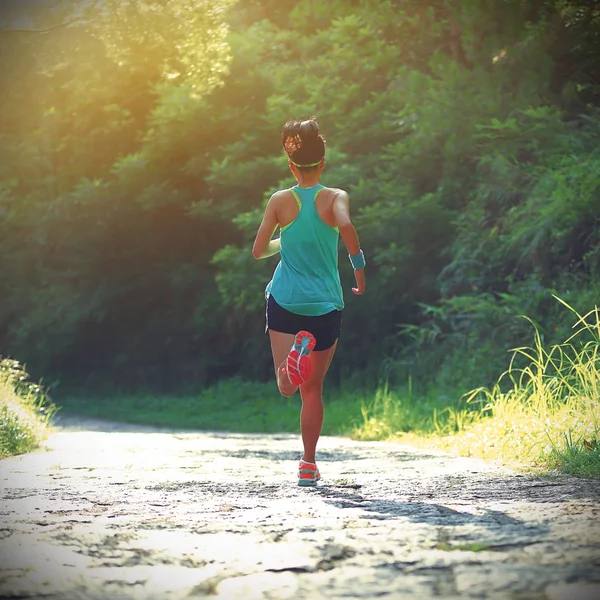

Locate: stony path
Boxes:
[1,418,600,600]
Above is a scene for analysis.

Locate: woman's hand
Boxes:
[352,268,366,295]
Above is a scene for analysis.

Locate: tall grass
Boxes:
[351,379,482,441]
[0,359,57,457]
[360,297,600,477]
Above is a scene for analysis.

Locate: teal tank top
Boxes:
[266,184,344,316]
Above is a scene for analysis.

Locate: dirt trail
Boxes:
[1,417,600,600]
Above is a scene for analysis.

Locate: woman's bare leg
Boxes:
[299,341,338,464]
[269,330,338,464]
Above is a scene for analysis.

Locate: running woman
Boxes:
[252,118,366,486]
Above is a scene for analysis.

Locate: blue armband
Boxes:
[349,250,366,270]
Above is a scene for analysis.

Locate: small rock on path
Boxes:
[1,417,600,599]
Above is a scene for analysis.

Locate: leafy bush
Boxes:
[354,296,600,477]
[0,359,56,457]
[434,298,600,476]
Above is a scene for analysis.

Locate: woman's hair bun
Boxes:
[299,119,319,140]
[281,118,325,167]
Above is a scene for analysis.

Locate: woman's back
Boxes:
[266,184,344,316]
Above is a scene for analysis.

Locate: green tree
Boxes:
[0,0,234,387]
[1,0,598,394]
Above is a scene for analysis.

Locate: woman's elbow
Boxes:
[252,246,262,260]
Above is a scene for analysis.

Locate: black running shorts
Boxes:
[265,294,342,351]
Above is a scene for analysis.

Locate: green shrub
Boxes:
[432,297,600,476]
[0,359,56,457]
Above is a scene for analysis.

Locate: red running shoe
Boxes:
[284,330,316,386]
[298,460,320,487]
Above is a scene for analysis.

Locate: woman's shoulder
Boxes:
[321,186,349,198]
[269,188,296,203]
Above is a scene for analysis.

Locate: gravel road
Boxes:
[1,417,600,600]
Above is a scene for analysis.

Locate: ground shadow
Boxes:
[313,484,549,540]
[219,447,442,463]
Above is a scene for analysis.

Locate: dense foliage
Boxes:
[0,358,56,456]
[1,0,598,393]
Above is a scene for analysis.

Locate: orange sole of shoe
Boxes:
[286,331,316,386]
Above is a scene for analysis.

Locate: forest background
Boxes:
[0,0,599,467]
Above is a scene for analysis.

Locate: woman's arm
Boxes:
[252,195,280,259]
[332,190,366,295]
